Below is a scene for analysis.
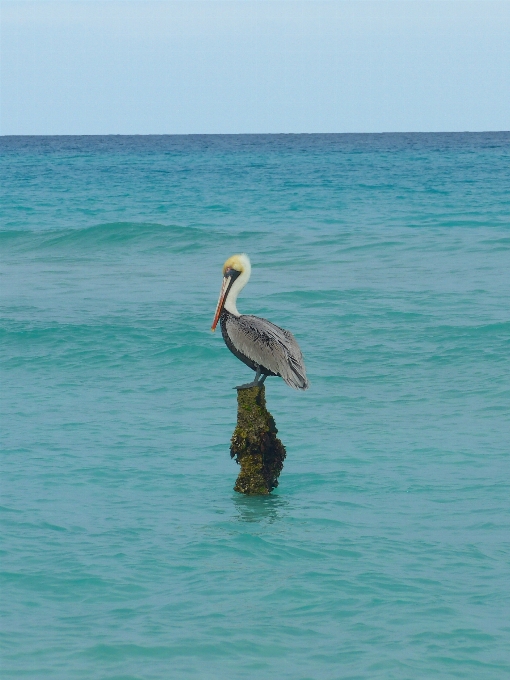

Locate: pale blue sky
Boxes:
[1,1,509,134]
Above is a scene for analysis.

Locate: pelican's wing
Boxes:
[226,314,309,390]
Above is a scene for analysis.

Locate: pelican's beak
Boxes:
[211,275,230,331]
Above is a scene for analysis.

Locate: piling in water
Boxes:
[230,385,286,494]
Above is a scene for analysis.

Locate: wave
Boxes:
[0,221,222,253]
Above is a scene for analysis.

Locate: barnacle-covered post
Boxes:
[230,385,286,494]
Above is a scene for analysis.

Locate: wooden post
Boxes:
[230,385,286,494]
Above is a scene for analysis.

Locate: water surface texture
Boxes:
[1,134,510,679]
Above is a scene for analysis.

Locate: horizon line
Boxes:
[2,130,509,138]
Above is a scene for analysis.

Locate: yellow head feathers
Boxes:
[222,253,251,275]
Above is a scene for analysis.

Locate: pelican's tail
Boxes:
[282,355,310,391]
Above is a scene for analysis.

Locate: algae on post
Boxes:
[230,385,286,494]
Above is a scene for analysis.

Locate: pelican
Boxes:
[211,254,309,390]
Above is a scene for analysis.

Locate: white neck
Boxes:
[224,263,251,317]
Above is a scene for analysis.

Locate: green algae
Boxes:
[230,385,286,495]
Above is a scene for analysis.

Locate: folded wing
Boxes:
[226,314,309,390]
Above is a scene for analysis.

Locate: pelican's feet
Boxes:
[234,380,260,390]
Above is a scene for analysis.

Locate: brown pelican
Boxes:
[211,253,309,390]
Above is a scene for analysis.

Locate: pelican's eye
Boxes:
[225,267,241,279]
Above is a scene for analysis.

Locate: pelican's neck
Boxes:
[224,264,251,317]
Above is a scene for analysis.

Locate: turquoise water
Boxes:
[1,134,509,679]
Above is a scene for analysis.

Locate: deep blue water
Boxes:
[1,133,509,679]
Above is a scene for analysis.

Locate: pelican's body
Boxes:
[212,254,309,391]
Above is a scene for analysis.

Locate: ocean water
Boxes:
[1,133,509,680]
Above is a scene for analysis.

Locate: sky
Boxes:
[1,0,509,135]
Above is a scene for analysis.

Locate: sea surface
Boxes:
[1,133,509,679]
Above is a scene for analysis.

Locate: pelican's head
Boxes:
[211,253,251,330]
